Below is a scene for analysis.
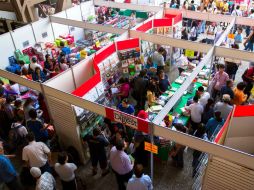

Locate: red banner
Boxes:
[105,107,149,133]
[174,13,182,24]
[72,73,101,97]
[154,18,173,27]
[136,20,152,32]
[233,105,254,117]
[94,43,116,65]
[116,38,140,51]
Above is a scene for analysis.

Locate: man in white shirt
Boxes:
[214,94,233,120]
[30,56,43,71]
[249,9,254,19]
[110,139,134,190]
[152,47,165,72]
[22,132,51,173]
[30,167,56,190]
[231,5,242,17]
[186,96,204,134]
[127,164,153,190]
[55,152,77,190]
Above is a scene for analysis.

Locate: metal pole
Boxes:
[149,123,154,182]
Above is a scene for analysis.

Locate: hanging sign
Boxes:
[185,49,195,57]
[106,107,149,133]
[144,142,158,154]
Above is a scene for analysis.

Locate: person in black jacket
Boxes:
[83,127,109,176]
[131,70,148,111]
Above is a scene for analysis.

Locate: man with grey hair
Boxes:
[214,94,233,120]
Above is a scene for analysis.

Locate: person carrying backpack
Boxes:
[9,116,28,148]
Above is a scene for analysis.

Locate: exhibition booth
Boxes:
[1,1,254,189]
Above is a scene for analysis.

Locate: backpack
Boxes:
[9,125,23,145]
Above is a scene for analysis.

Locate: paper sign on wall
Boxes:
[185,49,195,57]
[144,142,158,154]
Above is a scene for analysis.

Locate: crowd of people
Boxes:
[15,41,76,83]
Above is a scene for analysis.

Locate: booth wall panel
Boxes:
[0,11,16,20]
[225,137,254,155]
[0,33,16,69]
[52,11,67,18]
[51,22,69,41]
[66,5,82,21]
[72,56,94,88]
[11,25,36,51]
[51,12,69,39]
[44,69,75,93]
[203,156,254,190]
[81,1,95,20]
[66,6,84,42]
[32,18,54,43]
[46,96,85,162]
[226,117,254,138]
[43,85,106,116]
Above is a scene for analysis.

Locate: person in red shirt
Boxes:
[242,65,254,98]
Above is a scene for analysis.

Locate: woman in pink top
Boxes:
[117,78,130,101]
[212,64,229,99]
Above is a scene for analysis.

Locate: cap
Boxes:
[137,110,148,120]
[222,94,231,102]
[30,167,41,178]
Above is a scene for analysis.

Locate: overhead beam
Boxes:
[50,16,127,35]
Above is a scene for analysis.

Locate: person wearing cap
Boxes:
[220,79,234,100]
[0,142,23,190]
[127,164,153,190]
[29,56,43,72]
[214,94,233,121]
[30,167,56,190]
[205,111,225,139]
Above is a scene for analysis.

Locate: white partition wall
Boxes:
[31,18,55,43]
[51,11,69,38]
[0,33,16,69]
[45,96,85,162]
[11,25,36,51]
[72,56,95,88]
[80,1,95,20]
[44,69,76,93]
[224,116,254,155]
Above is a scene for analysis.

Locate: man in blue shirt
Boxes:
[205,111,225,140]
[118,99,135,115]
[0,142,23,190]
[220,79,234,100]
[127,164,153,190]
